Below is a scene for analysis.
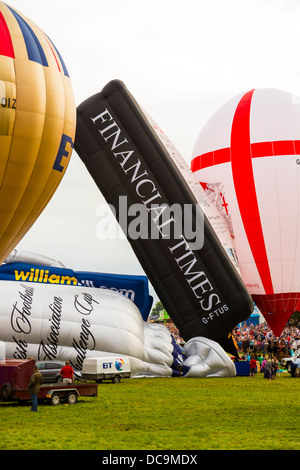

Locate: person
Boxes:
[257,354,263,368]
[27,364,43,412]
[60,361,74,383]
[261,356,267,373]
[249,357,257,378]
[290,360,297,377]
[271,357,278,380]
[263,359,272,380]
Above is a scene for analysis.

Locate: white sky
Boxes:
[6,0,300,304]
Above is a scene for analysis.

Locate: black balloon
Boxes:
[75,80,253,355]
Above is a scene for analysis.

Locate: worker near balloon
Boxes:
[0,1,297,378]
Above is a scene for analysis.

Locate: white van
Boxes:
[82,356,131,383]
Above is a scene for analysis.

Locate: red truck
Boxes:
[0,359,98,405]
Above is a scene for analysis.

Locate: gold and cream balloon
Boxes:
[0,2,76,263]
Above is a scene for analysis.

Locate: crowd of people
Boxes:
[232,320,300,378]
[162,317,300,377]
[163,318,300,356]
[232,320,300,359]
[163,320,184,344]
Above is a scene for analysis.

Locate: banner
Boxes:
[0,262,153,321]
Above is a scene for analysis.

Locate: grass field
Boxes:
[0,372,299,451]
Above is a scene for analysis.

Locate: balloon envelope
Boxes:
[75,79,253,355]
[0,280,235,377]
[0,2,76,263]
[191,88,300,336]
[0,280,185,377]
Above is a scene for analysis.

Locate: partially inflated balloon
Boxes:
[0,2,76,262]
[75,80,253,356]
[0,281,235,377]
[192,88,300,337]
[0,280,185,377]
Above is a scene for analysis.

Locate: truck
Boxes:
[0,359,98,405]
[82,356,131,383]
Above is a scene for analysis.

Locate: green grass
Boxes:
[0,372,299,450]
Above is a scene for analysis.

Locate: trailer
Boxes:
[0,359,98,405]
[82,356,131,383]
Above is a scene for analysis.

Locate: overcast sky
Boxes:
[6,0,300,304]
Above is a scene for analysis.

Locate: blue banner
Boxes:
[0,262,153,321]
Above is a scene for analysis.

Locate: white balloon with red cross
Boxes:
[191,88,300,337]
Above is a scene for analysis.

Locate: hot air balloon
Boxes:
[0,281,236,377]
[75,79,253,356]
[0,2,76,263]
[191,88,300,337]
